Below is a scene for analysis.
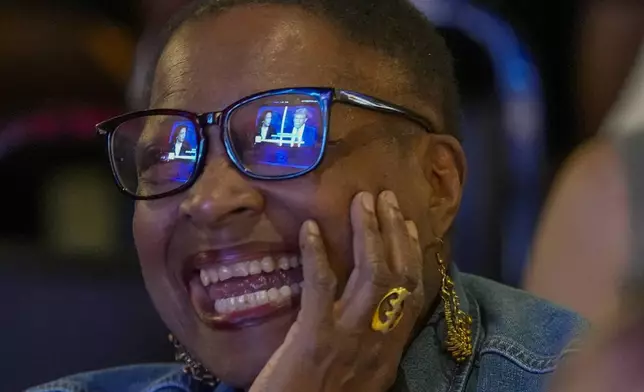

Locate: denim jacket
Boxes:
[27,270,586,392]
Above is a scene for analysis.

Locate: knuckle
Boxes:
[359,246,388,275]
[315,269,338,291]
[370,265,393,290]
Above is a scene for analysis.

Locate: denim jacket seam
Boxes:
[142,370,192,392]
[479,336,558,374]
[554,335,585,369]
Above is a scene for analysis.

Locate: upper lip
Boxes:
[181,241,297,283]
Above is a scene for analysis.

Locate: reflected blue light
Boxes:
[508,59,529,93]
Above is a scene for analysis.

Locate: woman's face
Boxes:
[263,112,272,126]
[133,5,463,387]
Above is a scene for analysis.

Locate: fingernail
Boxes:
[362,192,375,213]
[406,221,419,240]
[382,191,399,208]
[306,220,320,235]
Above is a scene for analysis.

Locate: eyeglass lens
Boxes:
[110,93,324,197]
[227,93,324,177]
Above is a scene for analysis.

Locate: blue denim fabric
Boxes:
[27,269,586,392]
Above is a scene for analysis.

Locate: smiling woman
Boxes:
[29,1,586,392]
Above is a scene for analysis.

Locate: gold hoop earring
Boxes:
[169,334,218,387]
[435,239,473,363]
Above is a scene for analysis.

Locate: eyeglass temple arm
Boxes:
[334,89,435,133]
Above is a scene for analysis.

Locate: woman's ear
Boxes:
[423,134,466,238]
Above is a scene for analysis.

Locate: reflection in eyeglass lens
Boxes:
[128,116,199,195]
[229,94,323,176]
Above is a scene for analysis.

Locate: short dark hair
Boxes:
[147,0,459,137]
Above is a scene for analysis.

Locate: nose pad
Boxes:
[202,122,227,158]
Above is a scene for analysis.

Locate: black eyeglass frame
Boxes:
[96,87,437,200]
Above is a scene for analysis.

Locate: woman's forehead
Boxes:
[150,4,409,111]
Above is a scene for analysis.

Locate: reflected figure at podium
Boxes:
[257,111,276,140]
[172,126,195,158]
[290,108,317,147]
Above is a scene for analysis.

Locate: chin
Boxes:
[192,306,299,389]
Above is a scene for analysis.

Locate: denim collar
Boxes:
[143,368,233,392]
[393,265,481,392]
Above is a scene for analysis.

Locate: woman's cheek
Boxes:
[133,201,176,266]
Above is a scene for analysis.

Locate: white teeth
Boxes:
[235,295,247,310]
[246,293,257,307]
[267,287,280,302]
[218,266,233,282]
[249,260,262,275]
[232,261,250,277]
[207,268,219,284]
[278,256,290,270]
[199,255,301,286]
[199,254,305,314]
[200,270,211,286]
[256,290,269,306]
[261,257,275,273]
[212,284,303,314]
[214,299,227,314]
[279,285,292,298]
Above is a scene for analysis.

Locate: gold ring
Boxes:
[371,287,411,333]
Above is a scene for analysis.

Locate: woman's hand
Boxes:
[249,191,425,392]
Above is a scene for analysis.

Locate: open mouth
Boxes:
[187,253,303,328]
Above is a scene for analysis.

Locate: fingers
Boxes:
[298,191,424,332]
[349,192,388,290]
[336,193,387,327]
[298,220,336,326]
[337,191,423,330]
[375,192,423,317]
[377,191,420,288]
[404,220,424,312]
[404,220,422,290]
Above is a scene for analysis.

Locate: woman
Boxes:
[30,0,584,391]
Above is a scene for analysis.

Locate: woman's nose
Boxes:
[180,157,264,229]
[180,124,263,228]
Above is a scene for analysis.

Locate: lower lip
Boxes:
[188,270,303,329]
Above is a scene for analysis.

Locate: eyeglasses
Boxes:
[96,87,436,200]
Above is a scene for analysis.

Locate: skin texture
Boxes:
[524,139,629,325]
[134,4,465,389]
